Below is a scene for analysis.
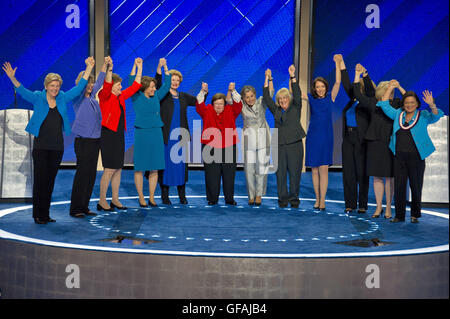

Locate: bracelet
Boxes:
[268,78,273,81]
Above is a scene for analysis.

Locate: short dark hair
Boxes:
[401,91,421,108]
[311,77,329,98]
[212,93,226,105]
[140,76,157,92]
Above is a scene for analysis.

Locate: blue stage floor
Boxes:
[0,170,448,258]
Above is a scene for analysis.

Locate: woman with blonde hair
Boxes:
[352,67,405,218]
[263,65,305,208]
[2,58,94,224]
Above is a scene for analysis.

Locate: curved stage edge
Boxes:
[0,195,448,299]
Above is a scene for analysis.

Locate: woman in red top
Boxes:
[97,57,142,211]
[196,82,243,205]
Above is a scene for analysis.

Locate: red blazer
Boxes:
[98,80,142,131]
[196,100,242,148]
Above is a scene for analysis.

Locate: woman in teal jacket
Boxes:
[129,58,171,207]
[2,58,94,224]
[377,80,444,223]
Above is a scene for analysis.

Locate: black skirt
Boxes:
[366,139,394,177]
[100,108,125,169]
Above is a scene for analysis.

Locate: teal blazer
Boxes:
[15,78,88,137]
[376,100,444,160]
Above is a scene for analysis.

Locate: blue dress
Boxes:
[163,97,185,186]
[305,93,333,167]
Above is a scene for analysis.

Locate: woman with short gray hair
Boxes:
[236,71,273,206]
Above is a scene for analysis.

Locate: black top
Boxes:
[341,69,373,144]
[155,73,198,145]
[396,128,418,153]
[34,107,64,151]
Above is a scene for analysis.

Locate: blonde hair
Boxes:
[169,69,183,82]
[44,73,63,87]
[75,71,94,85]
[275,88,291,106]
[375,81,389,101]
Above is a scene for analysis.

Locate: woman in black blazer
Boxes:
[339,59,373,214]
[146,59,201,205]
[352,66,405,218]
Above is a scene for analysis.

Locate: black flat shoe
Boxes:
[179,197,188,205]
[34,218,47,224]
[390,217,405,223]
[162,198,172,205]
[225,200,237,206]
[46,217,56,223]
[110,202,127,210]
[85,211,97,216]
[148,200,158,207]
[97,203,114,211]
[207,201,217,206]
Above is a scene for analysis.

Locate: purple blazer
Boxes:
[71,71,106,138]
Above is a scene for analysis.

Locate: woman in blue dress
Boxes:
[302,54,342,210]
[129,58,171,207]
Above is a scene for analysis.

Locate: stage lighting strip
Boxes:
[0,196,448,258]
[87,206,379,243]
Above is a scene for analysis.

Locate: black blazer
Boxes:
[263,81,306,145]
[341,68,373,144]
[155,73,197,145]
[351,81,402,144]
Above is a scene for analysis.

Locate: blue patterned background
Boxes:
[311,0,449,164]
[109,0,295,163]
[0,0,89,162]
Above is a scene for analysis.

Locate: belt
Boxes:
[346,126,357,132]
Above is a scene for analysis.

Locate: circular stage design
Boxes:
[0,195,448,258]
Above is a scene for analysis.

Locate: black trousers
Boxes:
[32,148,64,220]
[276,140,303,206]
[70,137,100,214]
[202,144,237,203]
[342,129,369,210]
[393,151,425,220]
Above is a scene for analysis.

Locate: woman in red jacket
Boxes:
[196,82,243,205]
[97,57,142,211]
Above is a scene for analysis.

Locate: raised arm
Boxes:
[331,54,342,102]
[352,63,374,109]
[91,57,108,96]
[422,90,441,118]
[288,64,301,106]
[3,61,39,104]
[195,82,209,117]
[376,80,397,120]
[340,56,354,100]
[121,58,143,100]
[263,73,277,114]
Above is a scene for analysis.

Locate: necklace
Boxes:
[399,110,420,130]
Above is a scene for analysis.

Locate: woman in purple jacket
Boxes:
[69,57,109,217]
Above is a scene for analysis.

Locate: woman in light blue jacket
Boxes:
[377,80,443,223]
[2,58,93,224]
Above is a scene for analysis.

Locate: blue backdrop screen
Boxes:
[0,0,89,162]
[109,0,295,163]
[311,0,449,165]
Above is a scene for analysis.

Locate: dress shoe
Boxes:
[34,218,47,224]
[345,208,354,213]
[372,209,384,218]
[85,211,97,216]
[207,201,217,206]
[255,196,262,206]
[139,202,149,208]
[162,197,172,205]
[225,200,237,206]
[97,203,114,212]
[148,200,158,207]
[179,197,188,205]
[279,203,288,208]
[248,199,255,206]
[110,202,127,210]
[290,203,299,208]
[313,205,320,210]
[411,217,419,223]
[390,217,405,223]
[46,217,56,223]
[70,212,85,218]
[319,206,326,211]
[357,208,367,214]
